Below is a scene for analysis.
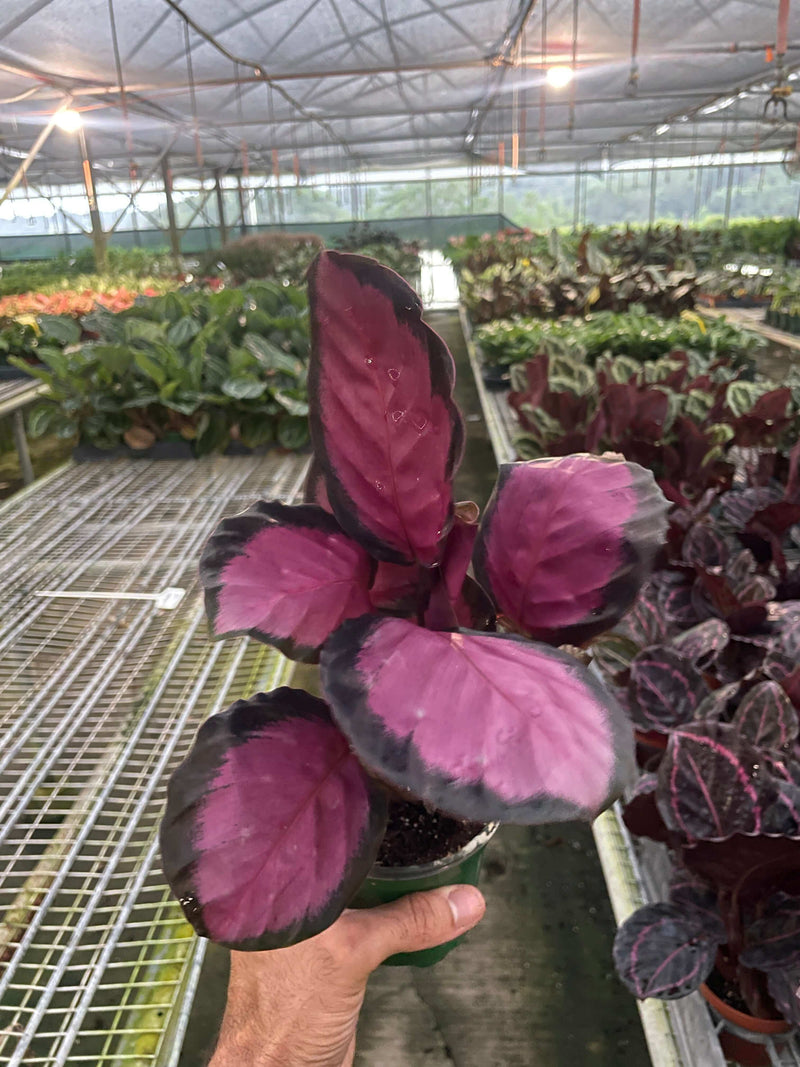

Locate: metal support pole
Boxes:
[723,164,735,226]
[573,165,581,231]
[648,163,658,227]
[160,157,182,262]
[77,127,106,272]
[214,169,228,245]
[350,174,359,221]
[237,176,249,235]
[12,411,35,487]
[498,167,504,217]
[0,101,72,209]
[693,165,704,222]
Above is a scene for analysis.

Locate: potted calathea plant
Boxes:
[159,250,668,966]
[614,706,800,1064]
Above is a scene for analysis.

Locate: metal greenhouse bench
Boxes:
[0,453,307,1067]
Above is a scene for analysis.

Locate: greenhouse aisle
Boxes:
[178,312,650,1067]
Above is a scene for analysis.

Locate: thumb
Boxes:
[345,885,486,974]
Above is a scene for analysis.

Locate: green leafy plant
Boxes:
[0,314,81,374]
[333,223,420,282]
[475,307,762,369]
[0,247,180,297]
[204,233,324,285]
[459,233,708,324]
[446,219,800,277]
[18,282,311,455]
[508,350,798,492]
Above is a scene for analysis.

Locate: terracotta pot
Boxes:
[701,981,791,1066]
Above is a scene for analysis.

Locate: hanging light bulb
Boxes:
[54,109,83,132]
[546,66,574,90]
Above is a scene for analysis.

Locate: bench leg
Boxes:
[12,410,35,485]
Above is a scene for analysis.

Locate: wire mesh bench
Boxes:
[0,453,307,1067]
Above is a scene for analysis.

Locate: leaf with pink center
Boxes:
[159,688,388,951]
[307,251,464,565]
[320,614,634,824]
[613,903,720,1000]
[472,455,668,646]
[200,501,374,662]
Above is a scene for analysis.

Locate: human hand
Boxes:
[208,884,486,1067]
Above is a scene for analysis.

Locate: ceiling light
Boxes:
[546,66,574,90]
[54,109,83,132]
[656,123,670,136]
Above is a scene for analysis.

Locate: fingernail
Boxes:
[446,885,485,926]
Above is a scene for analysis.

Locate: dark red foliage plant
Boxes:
[159,251,668,951]
[607,447,800,1022]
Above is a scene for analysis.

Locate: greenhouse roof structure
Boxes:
[1,0,800,186]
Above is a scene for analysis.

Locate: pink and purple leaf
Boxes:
[159,688,388,951]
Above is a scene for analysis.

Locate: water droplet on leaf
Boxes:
[375,481,385,491]
[391,410,405,423]
[364,357,374,366]
[388,367,401,381]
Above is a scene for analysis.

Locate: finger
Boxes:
[343,884,485,974]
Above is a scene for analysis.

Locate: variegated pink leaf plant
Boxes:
[159,251,668,951]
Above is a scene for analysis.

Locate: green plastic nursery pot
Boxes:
[349,823,499,968]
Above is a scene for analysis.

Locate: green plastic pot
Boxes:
[349,823,499,967]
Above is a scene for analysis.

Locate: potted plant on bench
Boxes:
[159,251,668,963]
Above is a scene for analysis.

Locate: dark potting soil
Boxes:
[706,968,764,1017]
[706,969,750,1014]
[376,799,485,867]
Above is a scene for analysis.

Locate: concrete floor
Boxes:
[177,310,650,1067]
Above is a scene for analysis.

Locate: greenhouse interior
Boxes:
[3,1,800,1065]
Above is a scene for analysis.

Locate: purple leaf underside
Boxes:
[473,455,668,647]
[320,614,634,824]
[307,250,464,565]
[613,902,720,1000]
[159,688,388,951]
[200,500,373,662]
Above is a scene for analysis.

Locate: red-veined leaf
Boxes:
[733,681,799,752]
[613,903,720,1000]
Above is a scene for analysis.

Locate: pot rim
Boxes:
[700,982,793,1035]
[365,822,500,882]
